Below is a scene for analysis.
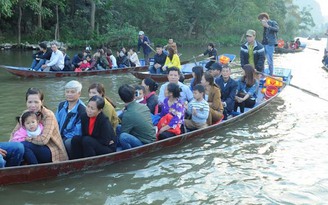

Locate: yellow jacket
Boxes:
[164,54,181,69]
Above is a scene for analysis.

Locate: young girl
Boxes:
[11,111,44,142]
[134,85,145,103]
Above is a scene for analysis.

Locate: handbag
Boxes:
[157,113,181,136]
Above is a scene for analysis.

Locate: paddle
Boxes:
[145,42,156,53]
[307,47,319,51]
[258,71,328,102]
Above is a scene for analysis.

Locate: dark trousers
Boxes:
[205,61,214,69]
[71,136,114,159]
[234,98,256,113]
[158,131,176,140]
[21,141,52,164]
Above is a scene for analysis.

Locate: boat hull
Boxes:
[0,68,292,186]
[0,65,148,78]
[130,71,193,82]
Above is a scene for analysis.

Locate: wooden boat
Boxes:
[0,67,292,186]
[275,47,305,54]
[130,71,193,82]
[0,65,148,78]
[130,54,236,82]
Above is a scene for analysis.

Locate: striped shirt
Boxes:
[187,99,209,124]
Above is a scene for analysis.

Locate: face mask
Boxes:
[119,51,125,57]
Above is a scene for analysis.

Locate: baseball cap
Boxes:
[138,31,144,35]
[246,29,256,37]
[209,63,223,71]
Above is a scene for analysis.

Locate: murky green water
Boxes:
[0,39,328,204]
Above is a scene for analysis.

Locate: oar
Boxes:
[307,47,319,51]
[181,56,202,65]
[258,71,328,102]
[145,42,156,53]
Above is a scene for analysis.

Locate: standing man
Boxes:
[137,31,151,65]
[198,43,217,70]
[41,41,65,71]
[240,29,265,73]
[149,45,167,74]
[258,12,279,75]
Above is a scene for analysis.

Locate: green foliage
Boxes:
[0,0,318,47]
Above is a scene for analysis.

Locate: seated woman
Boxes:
[116,50,130,68]
[162,47,181,73]
[71,96,116,159]
[10,88,68,164]
[141,78,159,115]
[128,48,141,67]
[157,83,185,140]
[190,66,204,91]
[88,83,119,133]
[234,64,259,113]
[201,72,224,125]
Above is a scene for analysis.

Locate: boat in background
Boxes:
[0,67,292,186]
[130,54,236,82]
[0,65,148,78]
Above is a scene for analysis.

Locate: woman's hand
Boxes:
[0,148,7,157]
[159,125,170,134]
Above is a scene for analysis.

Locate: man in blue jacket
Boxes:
[137,31,151,65]
[215,66,237,119]
[55,80,86,158]
[258,12,279,75]
[240,29,265,72]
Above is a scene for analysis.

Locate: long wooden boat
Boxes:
[130,54,236,82]
[0,65,148,78]
[275,47,305,54]
[0,68,292,186]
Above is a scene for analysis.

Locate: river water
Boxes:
[0,39,328,204]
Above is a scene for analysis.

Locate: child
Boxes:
[134,85,145,103]
[11,111,44,142]
[185,84,209,130]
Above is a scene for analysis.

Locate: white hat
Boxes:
[138,31,144,35]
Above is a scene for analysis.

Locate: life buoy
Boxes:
[265,77,283,87]
[261,85,278,99]
[219,55,230,64]
[277,39,284,48]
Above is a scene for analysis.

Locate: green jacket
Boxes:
[121,101,156,144]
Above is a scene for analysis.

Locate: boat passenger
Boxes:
[234,64,259,113]
[184,84,209,130]
[162,47,181,72]
[88,83,119,133]
[60,48,72,71]
[215,66,238,119]
[137,31,151,65]
[96,49,110,70]
[141,78,159,115]
[30,42,52,71]
[189,66,204,91]
[208,63,222,82]
[164,38,178,55]
[295,38,301,49]
[323,49,328,67]
[134,85,145,103]
[11,111,44,142]
[149,45,167,74]
[258,12,279,75]
[103,48,113,69]
[157,83,185,140]
[70,96,116,159]
[158,67,193,104]
[55,80,86,159]
[118,84,156,150]
[71,52,84,69]
[201,72,224,125]
[240,29,265,73]
[41,41,65,71]
[197,43,217,70]
[128,48,141,67]
[107,49,117,68]
[0,142,24,168]
[10,88,68,164]
[116,50,130,68]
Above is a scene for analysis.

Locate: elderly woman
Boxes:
[71,96,116,159]
[11,88,68,164]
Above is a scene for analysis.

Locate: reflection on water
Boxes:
[1,39,328,204]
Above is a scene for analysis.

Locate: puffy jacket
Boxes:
[240,40,265,72]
